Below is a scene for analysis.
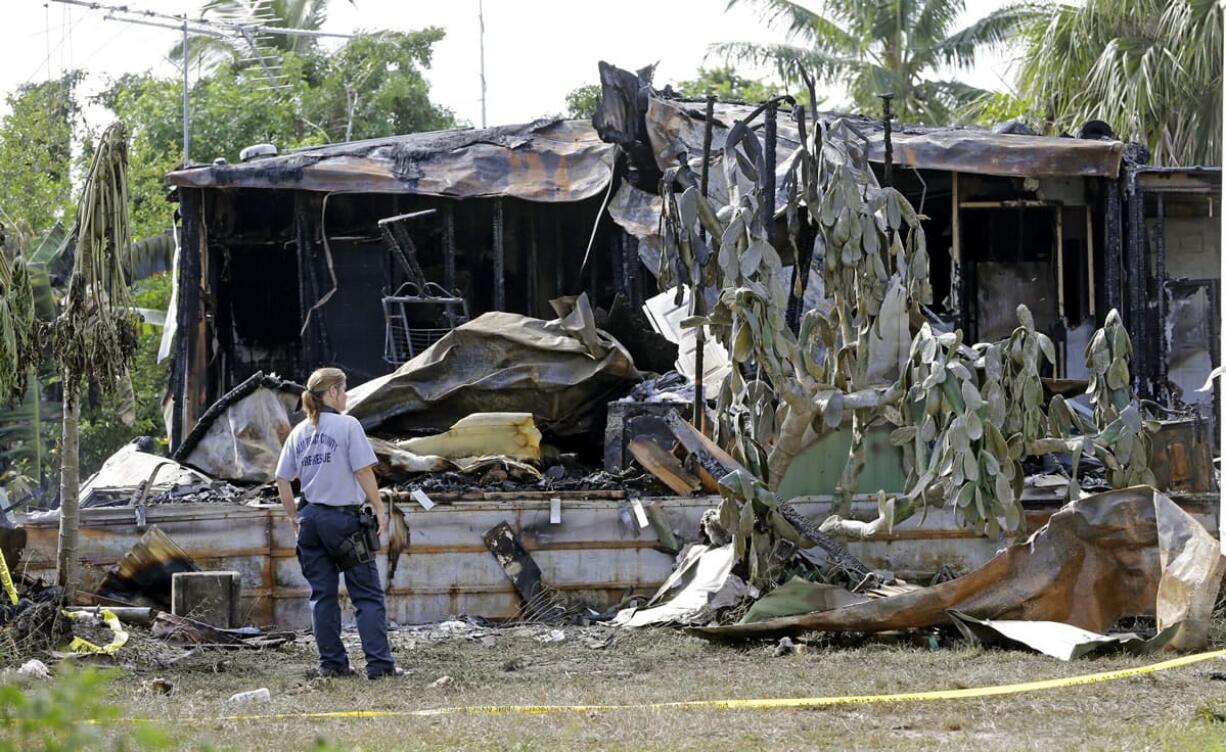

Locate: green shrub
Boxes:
[0,667,169,751]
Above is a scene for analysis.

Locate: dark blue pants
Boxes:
[296,503,396,678]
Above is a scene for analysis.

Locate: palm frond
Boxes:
[724,0,859,52]
[0,377,62,487]
[167,0,329,68]
[168,35,241,70]
[912,0,968,48]
[707,41,860,84]
[928,3,1045,70]
[1015,0,1218,165]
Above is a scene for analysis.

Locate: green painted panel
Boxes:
[777,425,906,501]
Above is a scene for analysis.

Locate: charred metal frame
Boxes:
[1103,179,1124,317]
[760,100,778,243]
[443,203,457,294]
[492,198,505,311]
[951,172,965,332]
[1154,193,1168,400]
[695,95,716,434]
[528,211,540,314]
[1124,168,1151,399]
[785,103,809,333]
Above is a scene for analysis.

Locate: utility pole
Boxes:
[478,0,487,128]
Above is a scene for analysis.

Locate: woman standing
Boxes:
[275,367,401,679]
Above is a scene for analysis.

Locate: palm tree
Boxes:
[169,0,331,70]
[711,0,1038,123]
[1016,0,1221,166]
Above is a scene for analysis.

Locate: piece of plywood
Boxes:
[662,409,746,492]
[629,439,701,496]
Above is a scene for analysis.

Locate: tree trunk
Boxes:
[56,373,80,599]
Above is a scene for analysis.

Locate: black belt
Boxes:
[297,499,361,512]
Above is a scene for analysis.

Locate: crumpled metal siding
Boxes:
[644,98,799,211]
[166,120,616,202]
[867,129,1124,179]
[643,96,1123,181]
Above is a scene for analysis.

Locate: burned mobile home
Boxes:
[160,118,653,449]
[598,65,1222,443]
[162,74,1221,454]
[13,65,1221,630]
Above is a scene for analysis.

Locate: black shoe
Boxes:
[367,666,405,680]
[318,666,357,678]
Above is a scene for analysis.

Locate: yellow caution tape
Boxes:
[0,547,18,605]
[62,608,129,655]
[108,647,1226,724]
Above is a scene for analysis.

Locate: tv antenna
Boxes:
[50,0,357,165]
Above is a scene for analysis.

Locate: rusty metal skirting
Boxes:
[15,493,1219,629]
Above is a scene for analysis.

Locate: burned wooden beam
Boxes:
[629,439,701,496]
[294,192,317,370]
[662,409,741,492]
[775,503,872,581]
[1154,193,1167,400]
[662,409,873,580]
[553,211,566,297]
[171,188,204,452]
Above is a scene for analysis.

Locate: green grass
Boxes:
[87,621,1226,752]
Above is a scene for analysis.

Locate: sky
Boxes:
[2,0,1020,140]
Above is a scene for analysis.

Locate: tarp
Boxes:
[173,372,303,484]
[166,119,616,202]
[346,294,640,437]
[692,486,1226,650]
[181,387,299,484]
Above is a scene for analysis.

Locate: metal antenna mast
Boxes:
[50,0,357,165]
[478,0,487,128]
[183,20,190,163]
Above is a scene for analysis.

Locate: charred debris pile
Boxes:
[11,62,1220,654]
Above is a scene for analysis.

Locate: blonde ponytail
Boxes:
[303,367,346,426]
